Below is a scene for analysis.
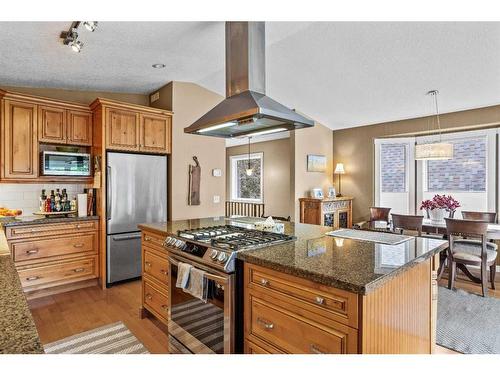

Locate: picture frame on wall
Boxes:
[310,188,324,199]
[307,154,327,172]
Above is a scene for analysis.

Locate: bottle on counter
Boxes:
[61,189,67,212]
[39,189,46,212]
[45,197,52,212]
[50,190,55,212]
[70,196,77,212]
[54,189,61,212]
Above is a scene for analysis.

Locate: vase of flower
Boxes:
[420,194,460,223]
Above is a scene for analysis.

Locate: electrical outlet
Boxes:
[213,195,220,204]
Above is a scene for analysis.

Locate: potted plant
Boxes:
[420,194,460,222]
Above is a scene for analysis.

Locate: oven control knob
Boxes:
[217,252,227,263]
[210,250,218,260]
[175,240,184,248]
[163,237,172,246]
[167,237,175,245]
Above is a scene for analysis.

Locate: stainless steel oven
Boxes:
[42,151,91,176]
[167,254,235,354]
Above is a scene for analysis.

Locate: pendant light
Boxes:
[415,90,453,160]
[245,137,253,176]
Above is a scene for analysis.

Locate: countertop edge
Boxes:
[1,215,100,227]
[238,241,448,295]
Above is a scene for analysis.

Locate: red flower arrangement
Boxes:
[420,194,461,212]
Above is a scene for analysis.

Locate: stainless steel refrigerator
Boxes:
[106,152,167,284]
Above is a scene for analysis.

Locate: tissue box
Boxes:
[254,218,285,234]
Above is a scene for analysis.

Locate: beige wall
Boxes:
[332,104,500,223]
[226,138,292,218]
[150,82,226,220]
[291,122,334,222]
[0,85,148,106]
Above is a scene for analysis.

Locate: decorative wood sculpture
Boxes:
[188,156,201,205]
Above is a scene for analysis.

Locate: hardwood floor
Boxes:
[28,280,169,353]
[27,269,499,355]
[435,270,500,354]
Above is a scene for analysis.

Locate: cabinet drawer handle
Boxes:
[146,293,153,300]
[256,317,274,330]
[160,269,168,276]
[315,296,325,305]
[73,243,84,248]
[26,276,40,281]
[260,278,269,287]
[26,249,39,255]
[161,305,168,310]
[145,261,152,267]
[310,344,326,354]
[145,236,152,242]
[73,268,85,273]
[76,224,81,229]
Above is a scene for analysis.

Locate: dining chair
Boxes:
[445,218,498,297]
[370,207,391,222]
[461,211,497,223]
[391,214,423,236]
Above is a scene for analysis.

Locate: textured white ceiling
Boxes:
[1,21,499,130]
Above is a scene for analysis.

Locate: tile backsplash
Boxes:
[0,184,86,216]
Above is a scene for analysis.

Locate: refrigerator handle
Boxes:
[106,166,112,220]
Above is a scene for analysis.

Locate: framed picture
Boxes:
[310,188,324,199]
[307,154,327,172]
[327,187,336,198]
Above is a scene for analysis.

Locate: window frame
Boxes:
[230,152,264,203]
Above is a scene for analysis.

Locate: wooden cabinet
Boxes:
[67,110,92,146]
[140,230,169,325]
[1,99,38,179]
[38,105,66,144]
[299,197,353,228]
[140,113,171,154]
[5,219,100,299]
[106,108,140,150]
[244,263,358,354]
[92,98,172,154]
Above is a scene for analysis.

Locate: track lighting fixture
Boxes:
[60,21,98,53]
[83,21,98,32]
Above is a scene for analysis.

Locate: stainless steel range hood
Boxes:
[184,22,314,138]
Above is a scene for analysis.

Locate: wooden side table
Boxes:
[299,197,353,228]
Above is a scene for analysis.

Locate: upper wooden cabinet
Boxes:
[67,110,92,146]
[91,98,172,154]
[38,105,66,144]
[106,108,140,151]
[1,99,38,179]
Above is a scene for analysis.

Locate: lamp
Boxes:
[415,90,453,160]
[246,137,253,176]
[334,163,345,197]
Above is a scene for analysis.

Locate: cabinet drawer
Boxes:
[143,247,169,285]
[12,233,96,262]
[248,264,358,328]
[18,257,97,288]
[142,231,165,251]
[247,296,357,354]
[143,277,168,321]
[245,337,284,354]
[6,220,97,240]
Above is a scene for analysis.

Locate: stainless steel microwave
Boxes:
[42,151,91,176]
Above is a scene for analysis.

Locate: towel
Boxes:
[184,267,208,302]
[176,262,192,289]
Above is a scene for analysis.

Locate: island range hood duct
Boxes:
[184,22,315,138]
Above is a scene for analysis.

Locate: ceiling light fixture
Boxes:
[415,90,453,160]
[152,63,166,69]
[60,21,98,53]
[83,21,98,32]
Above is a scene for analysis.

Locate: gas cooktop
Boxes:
[163,224,296,273]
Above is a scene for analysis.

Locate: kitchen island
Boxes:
[139,217,447,354]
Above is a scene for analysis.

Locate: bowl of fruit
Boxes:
[0,207,23,217]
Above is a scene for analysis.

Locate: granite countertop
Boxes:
[138,217,448,295]
[0,231,44,353]
[0,215,99,227]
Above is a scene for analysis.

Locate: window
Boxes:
[230,153,263,202]
[381,143,407,193]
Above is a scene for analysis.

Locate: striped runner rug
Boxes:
[44,321,149,354]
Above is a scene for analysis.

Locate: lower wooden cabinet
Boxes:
[140,231,169,326]
[5,219,99,298]
[244,263,359,354]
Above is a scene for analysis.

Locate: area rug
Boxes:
[437,286,500,354]
[44,321,149,354]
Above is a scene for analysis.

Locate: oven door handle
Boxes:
[167,256,228,284]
